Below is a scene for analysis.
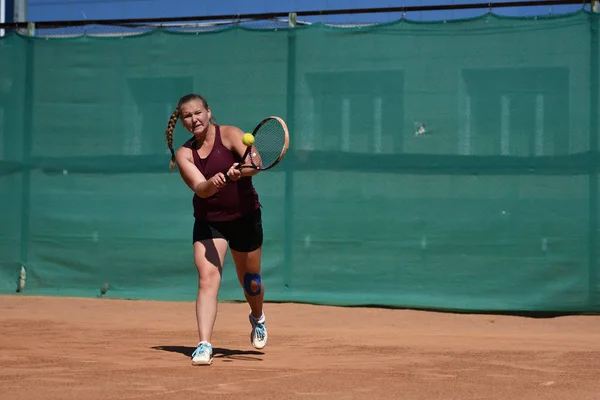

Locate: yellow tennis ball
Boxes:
[242,133,255,146]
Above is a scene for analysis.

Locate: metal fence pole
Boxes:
[283,13,297,292]
[13,0,25,23]
[0,0,5,37]
[589,6,599,310]
[19,22,34,291]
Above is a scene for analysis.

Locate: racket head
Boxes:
[243,116,290,171]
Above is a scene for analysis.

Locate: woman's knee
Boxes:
[197,263,221,290]
[193,239,227,290]
[242,272,263,296]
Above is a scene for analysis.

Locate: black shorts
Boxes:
[192,208,263,252]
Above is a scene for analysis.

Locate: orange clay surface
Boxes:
[1,295,599,399]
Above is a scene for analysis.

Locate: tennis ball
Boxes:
[242,133,255,146]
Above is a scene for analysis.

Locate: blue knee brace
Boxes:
[243,273,262,296]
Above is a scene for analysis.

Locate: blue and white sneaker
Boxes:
[249,313,268,349]
[191,342,213,366]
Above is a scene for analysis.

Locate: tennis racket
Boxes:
[227,116,290,179]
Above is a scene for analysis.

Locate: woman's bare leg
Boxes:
[231,246,267,349]
[191,238,228,365]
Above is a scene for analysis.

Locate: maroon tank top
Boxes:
[184,125,260,222]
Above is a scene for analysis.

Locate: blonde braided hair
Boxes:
[165,109,179,171]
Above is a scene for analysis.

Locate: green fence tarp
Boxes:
[0,11,599,313]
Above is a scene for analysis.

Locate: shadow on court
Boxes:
[152,345,264,362]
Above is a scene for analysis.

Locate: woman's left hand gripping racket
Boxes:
[226,116,290,181]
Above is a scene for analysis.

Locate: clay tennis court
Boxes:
[1,295,599,399]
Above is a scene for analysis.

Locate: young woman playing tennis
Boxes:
[164,93,267,366]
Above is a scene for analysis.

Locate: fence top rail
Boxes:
[0,0,593,30]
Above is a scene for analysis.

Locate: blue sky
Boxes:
[19,0,587,23]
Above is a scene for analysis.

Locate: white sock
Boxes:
[252,312,265,324]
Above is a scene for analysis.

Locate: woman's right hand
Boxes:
[209,172,227,189]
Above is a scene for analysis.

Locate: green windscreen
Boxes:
[0,11,599,313]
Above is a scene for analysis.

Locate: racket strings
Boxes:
[249,119,286,169]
